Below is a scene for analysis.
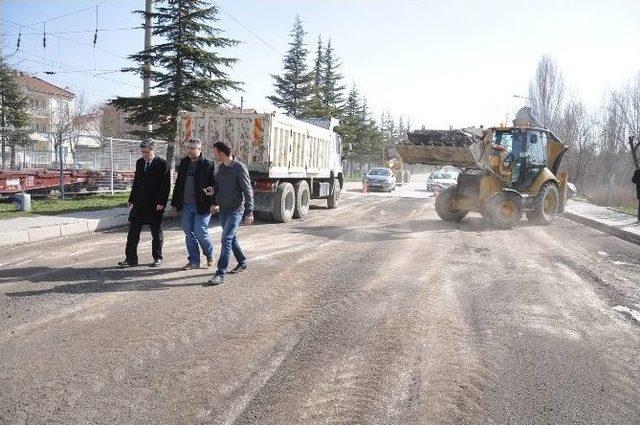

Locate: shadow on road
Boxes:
[0,266,214,297]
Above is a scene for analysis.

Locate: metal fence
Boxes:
[0,137,168,198]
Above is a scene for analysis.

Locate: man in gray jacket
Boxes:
[204,141,254,285]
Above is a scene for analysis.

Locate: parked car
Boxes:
[365,167,396,192]
[567,182,577,199]
[426,171,458,192]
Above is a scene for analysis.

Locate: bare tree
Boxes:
[611,73,640,168]
[558,99,594,188]
[528,55,565,132]
[99,104,141,139]
[46,101,74,167]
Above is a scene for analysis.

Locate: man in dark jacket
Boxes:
[118,140,170,268]
[204,141,254,286]
[632,168,640,220]
[171,138,216,269]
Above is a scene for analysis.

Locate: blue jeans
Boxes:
[180,203,214,265]
[217,209,246,275]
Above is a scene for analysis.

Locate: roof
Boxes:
[16,74,75,99]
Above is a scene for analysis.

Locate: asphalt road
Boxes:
[1,178,639,424]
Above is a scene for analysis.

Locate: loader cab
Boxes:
[493,127,548,192]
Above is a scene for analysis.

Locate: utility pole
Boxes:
[143,0,152,132]
[58,129,64,199]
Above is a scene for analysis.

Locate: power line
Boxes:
[2,27,142,36]
[27,0,109,26]
[216,5,283,56]
[2,18,131,60]
[9,51,139,90]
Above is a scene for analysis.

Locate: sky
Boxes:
[2,0,640,129]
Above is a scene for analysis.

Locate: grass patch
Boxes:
[0,192,130,220]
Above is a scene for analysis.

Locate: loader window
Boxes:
[495,132,514,153]
[527,131,546,166]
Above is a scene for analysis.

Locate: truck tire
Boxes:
[327,178,340,209]
[255,211,273,222]
[527,182,559,225]
[293,180,310,219]
[272,182,295,223]
[488,191,523,229]
[435,187,468,222]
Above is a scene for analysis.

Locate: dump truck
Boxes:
[177,108,344,223]
[397,107,569,228]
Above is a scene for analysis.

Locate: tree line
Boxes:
[528,54,640,207]
[268,16,409,164]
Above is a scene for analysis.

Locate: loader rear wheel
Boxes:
[272,182,295,223]
[293,180,310,219]
[527,182,559,225]
[488,191,523,229]
[435,187,468,222]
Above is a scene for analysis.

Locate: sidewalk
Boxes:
[0,207,130,248]
[564,199,640,245]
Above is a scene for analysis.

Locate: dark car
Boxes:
[365,167,396,192]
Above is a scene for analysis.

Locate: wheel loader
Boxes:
[397,107,569,228]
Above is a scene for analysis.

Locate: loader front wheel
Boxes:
[527,182,559,225]
[488,191,523,229]
[435,187,468,222]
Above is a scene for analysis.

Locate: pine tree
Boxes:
[268,16,313,118]
[111,0,240,169]
[0,59,31,169]
[321,39,346,118]
[335,85,360,152]
[305,35,328,117]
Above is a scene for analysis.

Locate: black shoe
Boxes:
[118,260,138,268]
[204,273,224,286]
[150,259,163,268]
[228,263,247,274]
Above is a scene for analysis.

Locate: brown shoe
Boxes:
[182,263,200,270]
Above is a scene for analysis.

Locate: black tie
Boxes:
[145,161,150,172]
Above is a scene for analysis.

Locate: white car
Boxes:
[426,171,458,192]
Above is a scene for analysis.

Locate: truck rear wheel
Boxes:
[272,182,295,223]
[327,179,340,209]
[488,191,523,229]
[527,182,559,225]
[435,187,468,222]
[293,180,310,219]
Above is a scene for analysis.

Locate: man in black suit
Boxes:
[633,168,640,221]
[118,139,170,267]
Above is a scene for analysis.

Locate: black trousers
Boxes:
[125,221,163,263]
[637,202,640,220]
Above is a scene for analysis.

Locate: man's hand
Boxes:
[243,213,254,225]
[172,207,179,218]
[156,204,165,211]
[210,205,220,215]
[128,203,133,209]
[203,186,215,196]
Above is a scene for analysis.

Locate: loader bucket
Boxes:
[397,129,487,168]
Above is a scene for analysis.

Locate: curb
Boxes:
[562,211,640,246]
[0,213,130,249]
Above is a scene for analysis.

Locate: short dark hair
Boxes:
[213,141,231,157]
[139,139,156,150]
